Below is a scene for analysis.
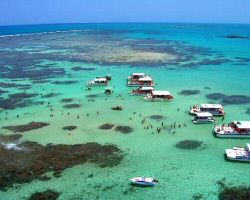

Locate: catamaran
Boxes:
[144,91,173,102]
[225,144,250,162]
[193,112,215,124]
[130,86,154,96]
[127,77,154,87]
[86,77,108,87]
[190,104,225,116]
[214,121,250,138]
[127,73,148,81]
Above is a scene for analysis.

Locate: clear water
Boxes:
[0,23,250,200]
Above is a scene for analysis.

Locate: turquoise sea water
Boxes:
[0,23,250,199]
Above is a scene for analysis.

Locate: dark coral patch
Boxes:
[8,93,38,99]
[28,189,60,200]
[41,93,60,98]
[71,67,95,71]
[99,123,115,130]
[63,104,81,109]
[0,89,8,95]
[175,140,203,150]
[246,108,250,115]
[2,122,49,132]
[149,115,165,120]
[60,98,74,103]
[225,35,250,39]
[218,186,250,200]
[85,94,101,98]
[206,93,250,105]
[51,80,78,85]
[221,95,250,105]
[179,90,200,96]
[63,126,77,131]
[0,135,123,190]
[206,93,226,100]
[114,126,133,134]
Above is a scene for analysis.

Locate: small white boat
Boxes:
[144,91,173,102]
[86,77,108,87]
[127,77,154,87]
[130,86,154,96]
[190,104,225,116]
[214,121,250,138]
[193,112,215,124]
[225,144,250,162]
[130,177,158,187]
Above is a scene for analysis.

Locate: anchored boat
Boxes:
[86,77,108,87]
[127,73,148,81]
[144,91,173,102]
[193,112,215,124]
[130,86,154,96]
[225,144,250,162]
[214,121,250,138]
[127,77,154,87]
[190,104,225,116]
[130,177,158,187]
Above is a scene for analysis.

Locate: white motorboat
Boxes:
[86,77,108,87]
[130,86,154,96]
[193,112,215,124]
[190,104,225,116]
[127,77,154,87]
[130,177,158,187]
[214,121,250,138]
[225,144,250,162]
[144,91,173,102]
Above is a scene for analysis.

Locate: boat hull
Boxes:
[226,157,250,162]
[189,109,225,116]
[193,120,214,124]
[127,84,154,87]
[131,182,156,187]
[215,133,250,138]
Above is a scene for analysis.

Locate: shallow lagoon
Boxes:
[0,23,250,200]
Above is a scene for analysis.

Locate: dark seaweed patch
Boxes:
[204,87,211,89]
[60,98,74,103]
[0,90,7,95]
[85,94,101,98]
[225,35,250,39]
[114,126,133,134]
[246,108,250,115]
[63,104,81,109]
[221,95,250,105]
[179,90,200,96]
[71,67,96,71]
[219,186,250,200]
[2,122,49,132]
[28,189,60,200]
[0,82,31,89]
[206,93,250,105]
[149,115,165,120]
[62,126,77,131]
[41,93,60,98]
[206,93,226,100]
[8,93,38,99]
[175,140,203,150]
[99,123,115,130]
[0,134,123,190]
[51,80,78,85]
